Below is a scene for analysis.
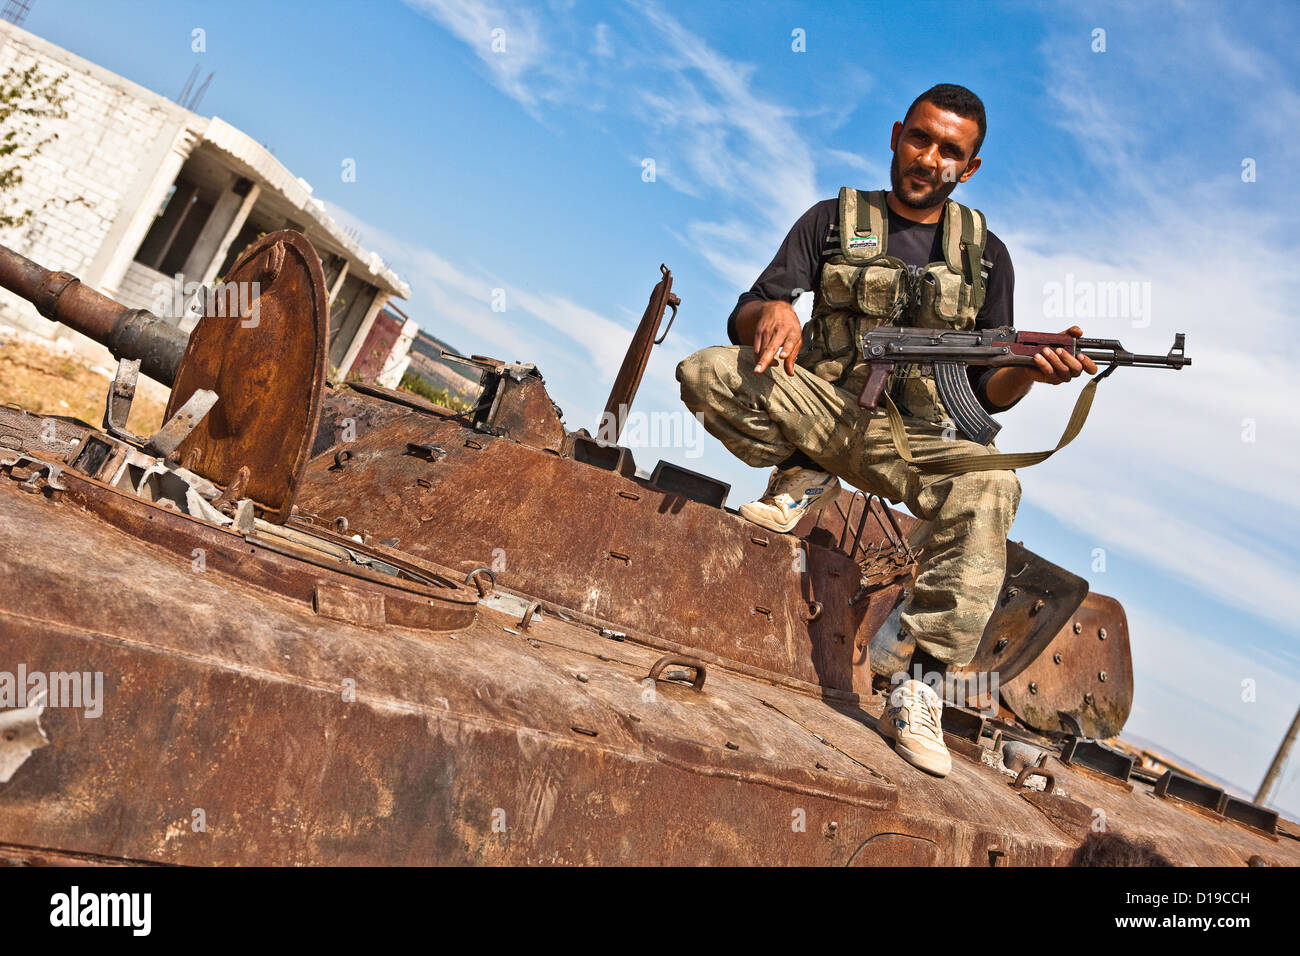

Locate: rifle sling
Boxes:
[881,374,1103,475]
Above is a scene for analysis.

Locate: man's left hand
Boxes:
[1026,325,1099,385]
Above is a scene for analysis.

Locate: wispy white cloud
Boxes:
[508,285,640,379]
[325,199,699,433]
[630,2,818,227]
[401,0,581,112]
[592,22,613,59]
[824,148,884,180]
[407,0,821,288]
[1016,468,1300,634]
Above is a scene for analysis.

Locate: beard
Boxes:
[889,149,960,209]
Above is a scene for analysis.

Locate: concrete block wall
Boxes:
[117,261,171,314]
[0,21,187,339]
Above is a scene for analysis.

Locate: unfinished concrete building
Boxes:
[0,18,412,384]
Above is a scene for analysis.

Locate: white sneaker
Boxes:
[878,679,952,777]
[738,466,840,534]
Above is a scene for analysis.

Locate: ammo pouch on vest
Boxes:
[801,187,987,424]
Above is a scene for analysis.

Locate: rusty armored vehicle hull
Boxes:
[0,233,1294,866]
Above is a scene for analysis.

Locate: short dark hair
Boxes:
[904,84,987,159]
[1069,831,1173,867]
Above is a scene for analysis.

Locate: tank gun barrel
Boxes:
[0,242,188,386]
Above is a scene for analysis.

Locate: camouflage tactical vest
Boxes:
[800,187,988,425]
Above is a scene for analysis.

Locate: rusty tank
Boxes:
[0,231,1293,866]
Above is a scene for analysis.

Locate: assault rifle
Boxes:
[856,325,1191,474]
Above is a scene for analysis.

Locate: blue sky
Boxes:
[21,0,1300,815]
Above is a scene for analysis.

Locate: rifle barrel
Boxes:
[1079,349,1191,368]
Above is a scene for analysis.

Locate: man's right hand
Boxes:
[746,300,803,376]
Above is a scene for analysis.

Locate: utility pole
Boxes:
[1256,703,1300,806]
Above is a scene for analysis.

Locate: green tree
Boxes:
[0,61,69,229]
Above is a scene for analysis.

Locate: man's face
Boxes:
[889,100,982,209]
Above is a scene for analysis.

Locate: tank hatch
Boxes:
[164,230,329,523]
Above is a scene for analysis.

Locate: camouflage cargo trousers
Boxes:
[676,345,1021,668]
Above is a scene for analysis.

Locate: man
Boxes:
[676,84,1095,778]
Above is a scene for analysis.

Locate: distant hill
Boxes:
[1118,731,1254,799]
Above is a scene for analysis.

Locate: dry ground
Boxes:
[0,329,167,435]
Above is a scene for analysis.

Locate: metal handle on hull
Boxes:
[647,655,707,692]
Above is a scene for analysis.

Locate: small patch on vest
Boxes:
[849,235,879,250]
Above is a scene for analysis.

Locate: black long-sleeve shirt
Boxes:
[726,198,1020,413]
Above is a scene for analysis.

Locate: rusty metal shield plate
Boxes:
[952,541,1089,687]
[164,231,328,523]
[1000,592,1134,739]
